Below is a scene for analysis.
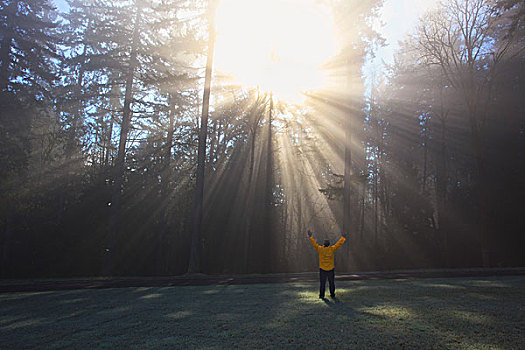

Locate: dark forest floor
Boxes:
[0,267,524,292]
[1,274,524,349]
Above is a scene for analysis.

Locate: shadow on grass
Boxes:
[290,276,525,348]
[0,276,524,348]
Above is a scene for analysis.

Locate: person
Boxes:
[308,229,348,299]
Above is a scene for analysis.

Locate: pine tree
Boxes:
[0,0,59,97]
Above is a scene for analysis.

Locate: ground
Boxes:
[1,275,524,349]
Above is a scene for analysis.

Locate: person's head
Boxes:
[323,240,330,247]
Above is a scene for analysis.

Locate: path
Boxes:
[1,267,524,292]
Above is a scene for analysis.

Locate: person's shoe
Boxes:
[319,295,325,299]
[330,294,336,299]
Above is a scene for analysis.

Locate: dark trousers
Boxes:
[319,268,335,298]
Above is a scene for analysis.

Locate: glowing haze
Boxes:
[214,0,336,100]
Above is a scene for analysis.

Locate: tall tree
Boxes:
[330,0,384,239]
[188,0,216,273]
[0,0,59,276]
[414,0,523,266]
[0,0,58,95]
[105,2,142,275]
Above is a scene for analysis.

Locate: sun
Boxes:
[214,0,335,101]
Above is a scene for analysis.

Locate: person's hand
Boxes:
[342,232,348,238]
[307,230,313,238]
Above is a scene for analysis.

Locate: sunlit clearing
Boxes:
[452,310,491,325]
[214,0,335,102]
[361,305,414,320]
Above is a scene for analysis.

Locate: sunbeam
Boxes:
[2,0,523,282]
[214,0,335,100]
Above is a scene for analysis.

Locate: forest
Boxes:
[0,0,523,278]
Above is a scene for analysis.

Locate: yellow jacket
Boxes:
[309,236,346,271]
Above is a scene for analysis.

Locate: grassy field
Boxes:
[1,275,524,349]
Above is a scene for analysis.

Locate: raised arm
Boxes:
[332,234,347,251]
[308,230,321,252]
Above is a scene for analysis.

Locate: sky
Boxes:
[52,0,440,85]
[365,0,440,79]
[214,0,336,98]
[54,0,68,11]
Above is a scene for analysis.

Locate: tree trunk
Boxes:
[436,84,449,267]
[248,90,263,181]
[58,43,87,223]
[249,126,257,181]
[243,125,257,272]
[105,7,141,276]
[188,1,216,273]
[422,130,428,192]
[104,83,121,166]
[1,204,15,277]
[343,118,352,236]
[469,109,491,267]
[374,163,378,245]
[0,3,15,91]
[208,120,218,164]
[264,93,274,272]
[343,57,354,236]
[436,116,448,267]
[156,96,176,274]
[0,33,12,91]
[104,116,114,166]
[359,180,365,239]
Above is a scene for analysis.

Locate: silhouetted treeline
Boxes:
[1,0,523,278]
[354,0,525,270]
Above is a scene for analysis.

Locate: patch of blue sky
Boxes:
[363,0,440,93]
[53,0,69,12]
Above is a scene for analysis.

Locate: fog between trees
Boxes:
[0,0,523,277]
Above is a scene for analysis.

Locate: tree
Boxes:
[414,0,524,266]
[330,0,384,242]
[188,0,216,273]
[0,0,59,95]
[0,0,60,276]
[58,0,203,275]
[104,3,141,275]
